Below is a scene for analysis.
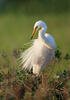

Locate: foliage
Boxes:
[55,49,62,59]
[64,53,70,60]
[0,0,70,14]
[0,49,70,100]
[0,70,3,82]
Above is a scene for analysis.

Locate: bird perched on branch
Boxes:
[21,20,56,76]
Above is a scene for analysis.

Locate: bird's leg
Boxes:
[41,73,48,89]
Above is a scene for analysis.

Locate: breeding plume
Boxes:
[21,20,56,75]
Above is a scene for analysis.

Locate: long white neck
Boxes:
[38,28,53,49]
[39,28,46,42]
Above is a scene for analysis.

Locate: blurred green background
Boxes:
[0,0,70,54]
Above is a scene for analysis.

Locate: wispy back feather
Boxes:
[19,40,34,71]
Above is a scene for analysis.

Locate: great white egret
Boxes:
[21,20,56,76]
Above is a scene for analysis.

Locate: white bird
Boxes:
[21,20,56,76]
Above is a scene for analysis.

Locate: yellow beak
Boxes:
[31,27,37,39]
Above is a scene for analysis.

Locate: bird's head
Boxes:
[31,20,47,39]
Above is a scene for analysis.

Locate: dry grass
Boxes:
[0,49,70,100]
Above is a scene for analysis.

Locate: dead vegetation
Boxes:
[0,49,70,100]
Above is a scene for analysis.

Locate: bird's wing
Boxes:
[45,33,56,49]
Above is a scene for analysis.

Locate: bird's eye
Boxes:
[35,26,38,29]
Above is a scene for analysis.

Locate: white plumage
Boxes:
[21,20,56,75]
